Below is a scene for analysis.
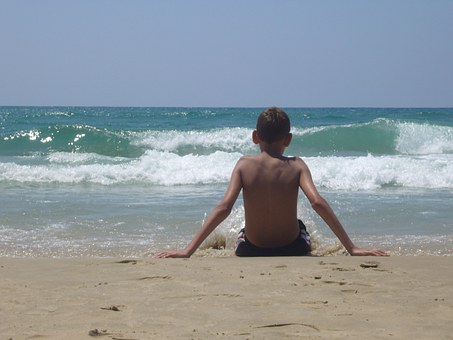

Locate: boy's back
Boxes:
[238,152,302,248]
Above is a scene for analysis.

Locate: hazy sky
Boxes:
[1,1,452,107]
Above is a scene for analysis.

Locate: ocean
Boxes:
[1,107,452,257]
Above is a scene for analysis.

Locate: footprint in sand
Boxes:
[116,260,139,265]
[100,305,123,312]
[88,328,109,336]
[322,280,347,285]
[332,267,356,272]
[360,261,379,268]
[255,323,320,332]
[137,275,171,280]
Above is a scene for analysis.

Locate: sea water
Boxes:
[1,107,452,257]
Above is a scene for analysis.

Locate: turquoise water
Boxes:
[1,107,452,256]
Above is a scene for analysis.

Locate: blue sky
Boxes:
[1,1,452,107]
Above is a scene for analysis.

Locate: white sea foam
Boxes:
[0,150,241,185]
[134,150,240,185]
[46,152,125,164]
[1,151,452,189]
[131,128,254,152]
[305,154,453,190]
[396,122,453,155]
[45,110,74,117]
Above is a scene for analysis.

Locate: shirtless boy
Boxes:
[155,107,388,258]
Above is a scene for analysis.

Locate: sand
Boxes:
[1,255,452,339]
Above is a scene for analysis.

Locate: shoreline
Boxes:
[1,256,452,339]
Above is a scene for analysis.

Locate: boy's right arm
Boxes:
[154,159,244,258]
[298,159,388,256]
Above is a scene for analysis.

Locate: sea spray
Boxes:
[395,121,453,155]
[2,152,451,189]
[131,127,254,154]
[200,206,245,251]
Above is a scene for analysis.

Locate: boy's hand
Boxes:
[350,247,389,256]
[153,250,190,258]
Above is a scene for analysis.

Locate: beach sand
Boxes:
[1,255,452,339]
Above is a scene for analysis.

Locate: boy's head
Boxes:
[255,107,291,144]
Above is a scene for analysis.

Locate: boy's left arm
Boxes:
[298,158,388,257]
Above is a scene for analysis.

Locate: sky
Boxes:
[1,0,452,107]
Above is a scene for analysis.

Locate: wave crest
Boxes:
[1,151,452,189]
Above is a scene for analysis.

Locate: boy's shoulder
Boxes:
[237,154,307,168]
[234,154,259,169]
[238,154,260,162]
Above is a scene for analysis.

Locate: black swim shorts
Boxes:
[234,220,312,257]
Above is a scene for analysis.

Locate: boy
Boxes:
[155,107,388,258]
